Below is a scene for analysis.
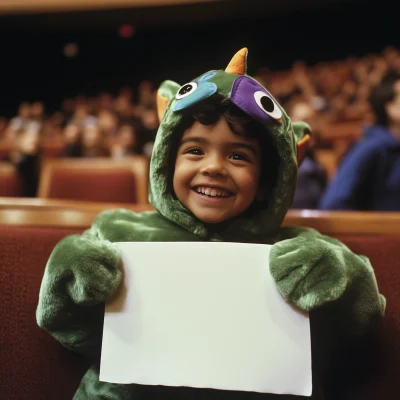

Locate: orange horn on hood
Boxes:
[225,48,248,75]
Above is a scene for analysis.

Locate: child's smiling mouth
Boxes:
[193,185,233,198]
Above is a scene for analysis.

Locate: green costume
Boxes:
[37,49,385,399]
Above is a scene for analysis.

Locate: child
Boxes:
[36,48,385,399]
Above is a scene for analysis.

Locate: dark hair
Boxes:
[368,73,400,127]
[168,96,280,194]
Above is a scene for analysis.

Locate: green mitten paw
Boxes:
[269,233,348,311]
[49,235,122,306]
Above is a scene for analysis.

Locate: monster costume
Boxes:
[37,49,385,399]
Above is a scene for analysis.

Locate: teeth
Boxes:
[195,186,231,197]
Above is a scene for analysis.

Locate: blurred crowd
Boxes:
[258,46,400,125]
[0,80,159,161]
[1,45,400,208]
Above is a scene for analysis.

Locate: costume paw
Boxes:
[50,235,123,306]
[269,232,348,311]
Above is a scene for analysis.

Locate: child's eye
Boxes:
[230,153,249,161]
[185,147,204,156]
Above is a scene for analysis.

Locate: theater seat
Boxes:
[0,161,23,197]
[41,136,66,158]
[37,157,149,203]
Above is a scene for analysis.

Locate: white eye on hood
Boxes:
[176,82,198,99]
[254,91,282,120]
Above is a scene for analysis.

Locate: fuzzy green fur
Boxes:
[270,227,385,334]
[36,50,385,399]
[36,232,122,357]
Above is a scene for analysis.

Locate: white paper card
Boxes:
[100,242,312,396]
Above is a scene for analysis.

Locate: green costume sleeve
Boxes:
[36,229,122,359]
[269,227,386,337]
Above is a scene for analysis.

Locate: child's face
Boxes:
[173,118,261,224]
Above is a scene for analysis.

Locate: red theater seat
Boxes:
[0,161,23,197]
[37,156,149,203]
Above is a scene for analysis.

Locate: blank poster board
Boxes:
[100,242,312,396]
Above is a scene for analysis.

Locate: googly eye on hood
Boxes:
[231,76,283,124]
[173,75,218,112]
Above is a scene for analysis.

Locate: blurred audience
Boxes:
[1,46,400,200]
[260,45,400,125]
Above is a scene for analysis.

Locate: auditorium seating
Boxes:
[37,156,150,203]
[0,140,12,160]
[41,135,66,158]
[0,161,23,197]
[0,202,398,400]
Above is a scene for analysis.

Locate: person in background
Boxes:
[63,119,108,158]
[70,103,89,129]
[9,124,41,197]
[137,80,155,108]
[60,98,76,127]
[290,100,328,209]
[98,109,118,137]
[110,122,141,158]
[63,123,83,157]
[6,102,33,139]
[320,73,400,210]
[115,88,134,121]
[81,120,109,158]
[97,92,115,113]
[30,101,45,128]
[138,108,159,158]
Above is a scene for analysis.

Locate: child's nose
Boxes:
[200,155,227,177]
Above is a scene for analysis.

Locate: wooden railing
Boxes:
[1,197,400,235]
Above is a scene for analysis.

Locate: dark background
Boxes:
[0,0,396,117]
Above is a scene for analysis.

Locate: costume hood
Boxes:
[149,48,311,240]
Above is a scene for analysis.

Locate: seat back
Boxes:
[41,135,66,158]
[0,225,89,400]
[284,210,399,399]
[326,234,399,400]
[38,156,149,203]
[0,161,23,197]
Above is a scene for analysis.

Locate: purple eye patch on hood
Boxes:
[230,76,282,126]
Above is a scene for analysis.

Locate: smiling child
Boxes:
[37,48,385,400]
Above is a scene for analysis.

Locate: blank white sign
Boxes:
[100,242,312,396]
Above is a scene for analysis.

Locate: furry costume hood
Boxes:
[149,48,310,240]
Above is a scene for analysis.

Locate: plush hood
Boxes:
[149,48,311,240]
